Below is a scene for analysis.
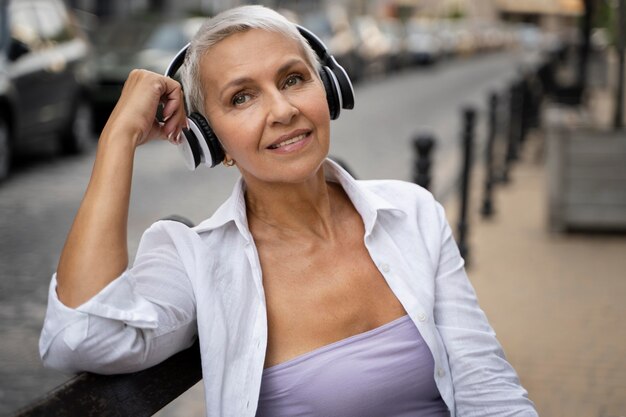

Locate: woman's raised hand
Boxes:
[103,69,188,148]
[56,70,189,307]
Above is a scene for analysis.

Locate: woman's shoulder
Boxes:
[146,217,196,235]
[137,217,204,251]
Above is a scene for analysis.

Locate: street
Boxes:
[0,50,528,415]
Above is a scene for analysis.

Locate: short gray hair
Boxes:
[180,5,320,116]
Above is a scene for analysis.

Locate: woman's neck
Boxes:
[244,167,342,241]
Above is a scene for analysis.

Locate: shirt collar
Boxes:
[194,175,250,240]
[193,158,406,238]
[323,159,406,235]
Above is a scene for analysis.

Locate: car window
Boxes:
[96,19,202,54]
[8,1,41,50]
[144,23,188,52]
[96,22,153,51]
[32,0,75,43]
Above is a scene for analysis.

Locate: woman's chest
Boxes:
[257,236,407,367]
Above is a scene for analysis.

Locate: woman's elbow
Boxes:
[40,326,153,375]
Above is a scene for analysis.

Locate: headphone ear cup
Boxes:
[180,126,203,170]
[319,66,340,120]
[188,112,225,168]
[327,58,355,111]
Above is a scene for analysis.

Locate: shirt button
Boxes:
[380,263,390,273]
[417,312,427,322]
[437,367,446,378]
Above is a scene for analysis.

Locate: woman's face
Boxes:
[199,29,331,186]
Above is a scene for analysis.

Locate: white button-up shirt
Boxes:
[40,159,537,417]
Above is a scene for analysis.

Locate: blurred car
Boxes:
[406,19,442,65]
[379,18,409,71]
[0,0,93,181]
[300,6,362,82]
[352,15,393,76]
[434,20,460,58]
[89,16,205,130]
[453,27,478,56]
[515,24,563,55]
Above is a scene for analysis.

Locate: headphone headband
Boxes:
[165,42,189,78]
[165,26,337,75]
[296,25,332,63]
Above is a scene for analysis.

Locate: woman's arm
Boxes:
[432,203,537,416]
[41,220,198,374]
[56,69,187,308]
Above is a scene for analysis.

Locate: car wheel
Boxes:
[60,97,94,155]
[0,118,11,182]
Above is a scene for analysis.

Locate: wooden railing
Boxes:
[14,341,202,417]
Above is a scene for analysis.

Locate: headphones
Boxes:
[164,25,355,170]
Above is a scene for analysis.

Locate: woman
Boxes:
[40,5,537,417]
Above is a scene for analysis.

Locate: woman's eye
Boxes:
[284,74,303,88]
[232,93,250,106]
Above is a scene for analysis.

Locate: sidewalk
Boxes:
[444,135,626,417]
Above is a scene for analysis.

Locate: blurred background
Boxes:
[0,0,624,416]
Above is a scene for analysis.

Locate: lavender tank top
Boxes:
[255,315,450,417]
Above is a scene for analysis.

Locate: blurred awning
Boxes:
[393,0,584,16]
[391,0,422,5]
[497,0,583,16]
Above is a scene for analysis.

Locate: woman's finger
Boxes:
[160,78,187,143]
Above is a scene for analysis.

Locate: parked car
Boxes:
[379,18,409,71]
[0,0,94,181]
[89,16,205,130]
[352,15,393,76]
[406,20,442,65]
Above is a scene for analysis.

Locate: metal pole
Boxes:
[502,81,520,183]
[520,75,530,143]
[457,107,476,264]
[413,133,436,191]
[578,0,594,95]
[614,0,625,129]
[481,93,498,218]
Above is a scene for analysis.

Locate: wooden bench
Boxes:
[14,342,202,417]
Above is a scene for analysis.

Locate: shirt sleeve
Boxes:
[39,221,198,375]
[432,203,538,417]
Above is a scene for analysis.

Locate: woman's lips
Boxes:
[267,131,310,150]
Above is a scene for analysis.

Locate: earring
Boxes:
[223,157,235,167]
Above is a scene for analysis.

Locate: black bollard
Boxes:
[481,93,498,218]
[520,74,534,144]
[502,81,521,183]
[524,72,542,132]
[412,134,436,191]
[457,107,476,264]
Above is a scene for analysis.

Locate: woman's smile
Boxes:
[267,130,312,153]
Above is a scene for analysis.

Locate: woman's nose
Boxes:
[267,90,298,125]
